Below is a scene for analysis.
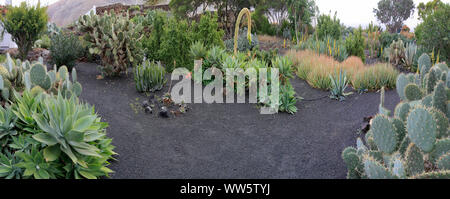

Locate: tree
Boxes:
[287,0,317,44]
[1,2,48,60]
[415,3,449,61]
[316,12,342,40]
[417,0,445,20]
[373,0,415,33]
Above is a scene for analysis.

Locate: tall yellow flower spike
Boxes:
[234,8,252,56]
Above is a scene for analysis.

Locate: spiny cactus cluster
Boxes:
[77,10,144,76]
[0,54,82,102]
[386,39,405,66]
[134,59,166,93]
[342,53,450,179]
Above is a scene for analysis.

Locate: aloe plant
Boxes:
[134,60,167,93]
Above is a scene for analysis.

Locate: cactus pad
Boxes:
[396,74,409,101]
[372,115,398,154]
[437,153,450,170]
[406,107,437,153]
[363,157,395,179]
[404,83,423,101]
[405,143,424,176]
[394,102,410,121]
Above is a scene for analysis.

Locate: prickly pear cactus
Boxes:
[77,10,144,76]
[342,54,450,179]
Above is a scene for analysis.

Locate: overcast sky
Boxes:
[2,0,450,30]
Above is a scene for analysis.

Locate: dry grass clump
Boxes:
[257,35,283,43]
[287,49,398,91]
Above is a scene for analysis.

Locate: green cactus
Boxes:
[342,61,450,178]
[407,106,437,153]
[433,81,447,114]
[372,115,398,153]
[363,156,395,179]
[437,153,450,170]
[426,69,437,94]
[30,86,45,96]
[404,83,422,101]
[394,102,410,121]
[419,53,432,76]
[78,10,144,76]
[396,74,409,101]
[405,143,424,175]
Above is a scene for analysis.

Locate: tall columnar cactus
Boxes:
[77,11,144,76]
[342,53,450,179]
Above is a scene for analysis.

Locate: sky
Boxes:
[315,0,450,30]
[2,0,450,30]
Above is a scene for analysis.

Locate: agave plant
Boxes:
[31,92,113,169]
[0,106,18,140]
[272,56,294,85]
[329,68,352,101]
[15,146,62,179]
[190,41,208,60]
[0,151,23,179]
[403,42,417,70]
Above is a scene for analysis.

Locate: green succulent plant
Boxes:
[134,60,167,93]
[342,53,450,179]
[78,10,144,76]
[190,41,208,60]
[31,92,115,172]
[329,68,352,101]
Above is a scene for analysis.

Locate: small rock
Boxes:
[142,100,149,108]
[145,106,153,114]
[159,106,169,118]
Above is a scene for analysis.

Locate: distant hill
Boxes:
[47,0,145,27]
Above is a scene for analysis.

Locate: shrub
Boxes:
[191,12,225,48]
[415,3,449,62]
[49,33,83,70]
[77,11,144,76]
[141,10,168,62]
[134,60,166,92]
[345,27,366,63]
[0,2,48,60]
[342,56,449,179]
[34,34,51,49]
[316,13,342,40]
[252,11,275,36]
[158,18,192,71]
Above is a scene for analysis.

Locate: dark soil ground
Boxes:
[76,62,400,179]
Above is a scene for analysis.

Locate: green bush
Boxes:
[379,31,412,49]
[191,12,225,48]
[316,13,342,40]
[345,27,366,63]
[0,2,48,60]
[34,34,51,49]
[49,33,83,70]
[415,3,449,62]
[252,11,275,36]
[141,10,168,62]
[158,18,192,71]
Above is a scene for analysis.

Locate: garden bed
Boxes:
[76,62,400,178]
